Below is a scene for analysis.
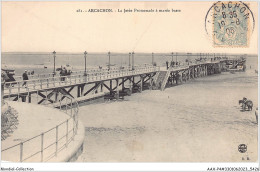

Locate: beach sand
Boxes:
[75,70,258,162]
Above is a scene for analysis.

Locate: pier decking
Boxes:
[2,57,245,105]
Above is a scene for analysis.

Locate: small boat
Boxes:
[43,55,51,69]
[106,63,116,66]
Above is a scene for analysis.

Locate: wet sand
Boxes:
[76,71,258,162]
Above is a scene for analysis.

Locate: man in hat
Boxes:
[22,70,29,87]
[166,61,169,70]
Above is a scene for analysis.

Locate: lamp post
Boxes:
[175,52,178,63]
[129,52,131,69]
[132,51,135,70]
[84,51,87,76]
[171,52,174,62]
[108,51,111,71]
[53,51,56,76]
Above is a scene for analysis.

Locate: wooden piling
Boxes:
[116,79,119,100]
[140,76,143,92]
[122,78,124,90]
[110,80,113,95]
[77,86,81,97]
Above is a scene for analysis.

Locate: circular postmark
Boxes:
[205,1,255,47]
[238,144,247,153]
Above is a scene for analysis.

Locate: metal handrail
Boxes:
[3,59,225,97]
[12,64,155,81]
[3,66,158,97]
[1,94,79,162]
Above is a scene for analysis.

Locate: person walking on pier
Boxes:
[22,70,29,87]
[60,66,67,82]
[171,61,175,67]
[166,61,169,70]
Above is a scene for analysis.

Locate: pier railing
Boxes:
[3,59,224,96]
[4,66,159,96]
[1,95,79,162]
[12,65,152,81]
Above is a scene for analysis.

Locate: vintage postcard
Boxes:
[1,1,259,171]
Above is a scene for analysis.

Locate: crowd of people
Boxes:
[1,66,74,88]
[166,61,180,69]
[59,66,72,81]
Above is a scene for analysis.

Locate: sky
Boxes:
[1,1,258,54]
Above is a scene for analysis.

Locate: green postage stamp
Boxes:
[212,1,252,47]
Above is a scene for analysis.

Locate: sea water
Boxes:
[2,52,256,76]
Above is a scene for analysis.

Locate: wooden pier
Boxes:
[2,57,246,105]
[3,66,158,104]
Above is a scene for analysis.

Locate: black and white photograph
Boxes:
[1,1,259,171]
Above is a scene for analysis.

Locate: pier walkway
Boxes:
[3,66,158,98]
[2,57,245,105]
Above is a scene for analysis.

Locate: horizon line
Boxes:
[1,51,257,56]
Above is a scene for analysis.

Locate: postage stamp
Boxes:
[205,1,255,47]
